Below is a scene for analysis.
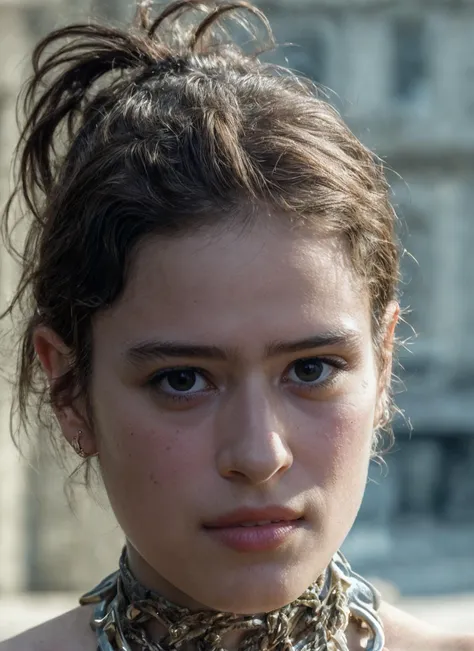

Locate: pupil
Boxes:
[294,359,323,382]
[167,370,196,392]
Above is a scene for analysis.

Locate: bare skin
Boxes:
[4,217,472,650]
[36,219,391,613]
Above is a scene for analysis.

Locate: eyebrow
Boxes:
[126,329,361,364]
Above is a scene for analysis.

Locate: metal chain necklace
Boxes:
[80,549,385,651]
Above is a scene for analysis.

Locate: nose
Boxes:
[216,378,293,486]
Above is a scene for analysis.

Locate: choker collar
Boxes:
[80,549,385,651]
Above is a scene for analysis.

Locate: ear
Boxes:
[33,326,97,457]
[374,301,400,427]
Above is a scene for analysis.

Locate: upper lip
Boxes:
[204,506,303,528]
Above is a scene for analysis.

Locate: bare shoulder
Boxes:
[380,601,474,651]
[0,604,96,651]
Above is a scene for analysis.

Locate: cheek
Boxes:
[323,401,376,519]
[332,397,376,454]
[330,405,374,486]
[294,397,375,546]
[95,413,215,547]
[296,391,376,487]
[92,386,212,500]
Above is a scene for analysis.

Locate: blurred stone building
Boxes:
[0,0,124,598]
[1,0,473,599]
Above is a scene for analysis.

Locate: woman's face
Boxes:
[47,218,396,613]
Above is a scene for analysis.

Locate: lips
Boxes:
[238,520,288,527]
[203,507,304,553]
[204,506,303,529]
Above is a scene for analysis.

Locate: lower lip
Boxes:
[205,521,303,552]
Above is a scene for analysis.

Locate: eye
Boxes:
[150,368,210,396]
[286,357,339,386]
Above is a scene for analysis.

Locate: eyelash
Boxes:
[283,356,347,391]
[148,367,216,404]
[147,356,347,404]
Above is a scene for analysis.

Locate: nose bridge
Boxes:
[216,374,293,484]
[244,371,279,427]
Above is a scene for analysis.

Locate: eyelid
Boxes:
[149,365,210,382]
[147,366,216,399]
[286,355,348,371]
[146,356,348,395]
[145,369,211,407]
[282,355,348,389]
[149,363,209,381]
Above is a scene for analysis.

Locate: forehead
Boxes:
[98,219,370,347]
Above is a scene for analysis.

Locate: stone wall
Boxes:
[0,0,123,595]
[0,0,473,597]
[0,1,34,595]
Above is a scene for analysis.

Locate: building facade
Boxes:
[0,0,473,598]
[262,0,474,591]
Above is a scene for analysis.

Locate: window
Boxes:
[392,17,427,101]
[285,33,327,85]
[459,184,474,361]
[90,0,128,20]
[393,182,434,359]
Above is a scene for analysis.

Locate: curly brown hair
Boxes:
[1,0,399,468]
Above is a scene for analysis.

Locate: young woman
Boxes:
[1,1,472,650]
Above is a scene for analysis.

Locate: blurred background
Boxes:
[1,0,474,641]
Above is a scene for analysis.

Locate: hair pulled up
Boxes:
[2,0,399,462]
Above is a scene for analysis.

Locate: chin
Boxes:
[202,570,314,614]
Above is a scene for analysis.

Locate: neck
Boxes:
[79,547,386,651]
[126,542,209,611]
[118,548,344,651]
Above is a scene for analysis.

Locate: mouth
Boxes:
[233,519,302,527]
[204,506,303,529]
[203,507,305,552]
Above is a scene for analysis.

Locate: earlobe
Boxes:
[33,326,97,457]
[71,429,98,459]
[67,424,98,459]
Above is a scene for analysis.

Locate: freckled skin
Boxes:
[18,217,474,649]
[85,219,391,614]
[34,217,398,618]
